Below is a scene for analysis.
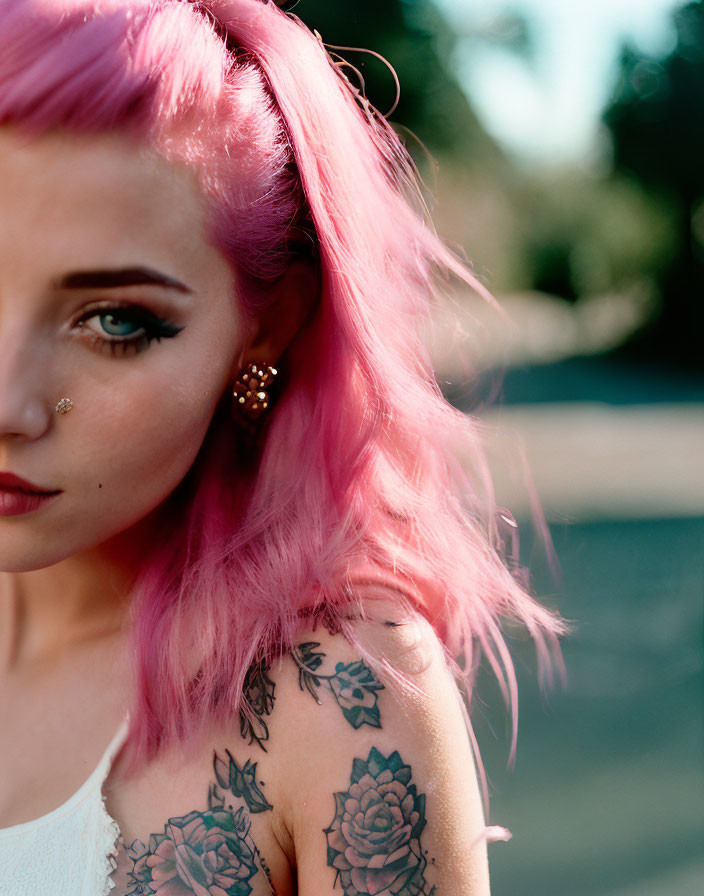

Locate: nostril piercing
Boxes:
[55,397,73,415]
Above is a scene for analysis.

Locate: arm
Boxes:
[108,598,491,896]
[275,598,492,896]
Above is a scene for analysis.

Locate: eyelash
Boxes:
[74,302,184,357]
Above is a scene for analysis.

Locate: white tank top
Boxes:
[0,715,130,896]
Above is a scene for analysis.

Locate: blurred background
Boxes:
[290,1,703,894]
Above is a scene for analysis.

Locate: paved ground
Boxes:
[473,514,703,896]
[429,290,704,523]
[427,290,704,896]
[470,400,704,521]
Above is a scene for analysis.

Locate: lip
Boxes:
[0,472,60,493]
[0,489,60,516]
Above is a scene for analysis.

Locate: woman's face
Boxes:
[0,127,245,572]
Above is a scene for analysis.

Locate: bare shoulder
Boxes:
[263,595,492,896]
[106,596,491,895]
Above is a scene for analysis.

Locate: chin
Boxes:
[0,528,105,573]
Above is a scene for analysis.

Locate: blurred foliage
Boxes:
[467,9,536,61]
[288,0,704,370]
[600,0,704,368]
[287,1,536,292]
[289,0,500,158]
[445,6,537,61]
[514,173,677,297]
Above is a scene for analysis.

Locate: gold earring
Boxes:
[231,361,278,422]
[55,397,73,415]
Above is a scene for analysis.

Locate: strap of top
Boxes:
[96,714,130,782]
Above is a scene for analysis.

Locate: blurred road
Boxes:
[429,290,704,896]
[430,288,704,523]
[473,514,703,896]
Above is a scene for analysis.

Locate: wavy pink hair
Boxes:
[0,0,568,816]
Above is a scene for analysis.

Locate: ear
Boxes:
[234,255,320,375]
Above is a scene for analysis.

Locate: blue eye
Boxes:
[75,303,184,356]
[97,311,142,337]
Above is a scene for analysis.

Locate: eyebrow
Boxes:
[54,266,194,294]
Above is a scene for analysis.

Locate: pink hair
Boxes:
[0,0,569,814]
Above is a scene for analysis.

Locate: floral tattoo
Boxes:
[293,642,385,729]
[239,660,277,751]
[123,751,274,896]
[324,747,436,896]
[239,643,385,750]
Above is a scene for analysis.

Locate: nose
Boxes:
[0,331,53,441]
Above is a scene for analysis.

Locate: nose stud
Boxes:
[55,397,73,415]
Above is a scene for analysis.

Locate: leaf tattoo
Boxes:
[329,660,385,729]
[292,642,385,729]
[324,747,436,896]
[239,660,277,751]
[211,751,273,815]
[122,752,275,896]
[237,642,385,753]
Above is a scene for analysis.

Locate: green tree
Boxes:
[289,0,499,157]
[602,0,704,369]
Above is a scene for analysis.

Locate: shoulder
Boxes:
[260,593,453,761]
[260,594,492,895]
[107,594,491,895]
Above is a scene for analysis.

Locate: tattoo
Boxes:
[295,603,346,636]
[122,751,274,896]
[324,747,435,896]
[240,660,277,751]
[239,642,386,750]
[292,642,385,729]
[237,603,344,750]
[211,751,273,815]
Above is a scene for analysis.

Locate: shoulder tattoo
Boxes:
[240,641,385,751]
[324,747,436,896]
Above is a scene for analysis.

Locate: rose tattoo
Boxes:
[324,747,435,896]
[142,808,256,896]
[123,752,274,896]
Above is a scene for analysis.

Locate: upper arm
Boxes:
[105,597,491,896]
[274,598,492,896]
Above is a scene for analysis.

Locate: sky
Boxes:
[432,0,683,165]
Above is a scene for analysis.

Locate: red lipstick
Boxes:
[0,472,61,517]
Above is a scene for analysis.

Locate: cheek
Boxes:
[0,384,224,573]
[54,349,234,547]
[90,387,214,490]
[0,303,243,571]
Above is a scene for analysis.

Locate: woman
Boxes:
[0,1,567,894]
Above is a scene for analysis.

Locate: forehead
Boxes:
[0,126,214,283]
